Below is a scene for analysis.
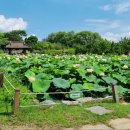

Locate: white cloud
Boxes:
[85,19,120,31]
[100,1,130,14]
[115,2,130,14]
[102,32,130,42]
[85,19,107,24]
[0,15,27,32]
[100,5,111,11]
[102,32,121,42]
[85,18,130,41]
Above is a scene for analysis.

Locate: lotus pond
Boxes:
[0,54,130,101]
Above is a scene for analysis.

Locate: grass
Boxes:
[0,97,130,128]
[0,74,130,128]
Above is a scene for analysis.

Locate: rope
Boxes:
[3,83,14,100]
[19,103,61,108]
[21,88,108,95]
[4,75,16,90]
[3,83,11,94]
[21,86,111,95]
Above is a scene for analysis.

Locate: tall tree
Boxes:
[5,30,27,42]
[73,31,102,53]
[25,35,38,46]
[46,31,75,47]
[119,37,130,54]
[0,32,9,49]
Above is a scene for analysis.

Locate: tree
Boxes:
[25,35,38,46]
[91,39,112,54]
[0,32,9,49]
[73,31,102,53]
[5,30,27,42]
[46,31,75,47]
[119,37,130,54]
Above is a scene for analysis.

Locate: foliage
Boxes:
[0,30,130,54]
[0,32,9,49]
[0,54,130,101]
[25,35,38,46]
[45,31,130,54]
[33,41,75,54]
[46,31,112,54]
[33,42,62,51]
[47,31,75,47]
[5,30,27,42]
[119,37,130,54]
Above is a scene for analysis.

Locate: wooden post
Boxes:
[13,89,20,115]
[0,72,3,88]
[112,84,119,103]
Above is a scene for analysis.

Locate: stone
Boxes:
[77,97,93,103]
[122,102,129,105]
[63,128,75,130]
[128,114,130,118]
[41,100,56,105]
[1,126,42,130]
[80,124,113,130]
[86,106,112,115]
[105,96,113,99]
[62,100,79,105]
[108,118,130,130]
[33,99,39,104]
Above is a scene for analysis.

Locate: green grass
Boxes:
[0,98,130,128]
[0,74,130,128]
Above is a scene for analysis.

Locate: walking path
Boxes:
[1,116,130,130]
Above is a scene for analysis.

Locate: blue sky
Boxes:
[0,0,130,41]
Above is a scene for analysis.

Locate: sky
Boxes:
[0,0,130,41]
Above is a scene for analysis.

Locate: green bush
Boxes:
[0,49,4,54]
[43,49,63,55]
[42,48,75,55]
[63,48,75,54]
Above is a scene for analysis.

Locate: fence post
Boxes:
[13,88,20,115]
[112,84,119,103]
[0,72,3,88]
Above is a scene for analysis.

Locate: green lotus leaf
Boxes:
[102,77,117,85]
[36,73,47,79]
[117,85,129,94]
[52,78,70,89]
[32,79,51,92]
[112,74,127,84]
[25,70,35,78]
[71,84,83,91]
[83,83,94,90]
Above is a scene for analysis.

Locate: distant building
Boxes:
[5,41,31,54]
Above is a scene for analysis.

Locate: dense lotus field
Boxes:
[0,53,130,100]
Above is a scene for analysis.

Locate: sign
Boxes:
[70,92,81,99]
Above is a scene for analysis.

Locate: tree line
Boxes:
[0,30,130,55]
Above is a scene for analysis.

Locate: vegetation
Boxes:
[25,35,38,46]
[0,73,130,128]
[5,30,27,42]
[0,54,130,102]
[0,29,130,128]
[0,30,130,54]
[0,32,9,49]
[0,91,130,128]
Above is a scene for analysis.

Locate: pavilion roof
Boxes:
[5,41,31,49]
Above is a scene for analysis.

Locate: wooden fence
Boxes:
[0,73,120,115]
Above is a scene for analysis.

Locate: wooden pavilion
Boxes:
[5,41,31,54]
